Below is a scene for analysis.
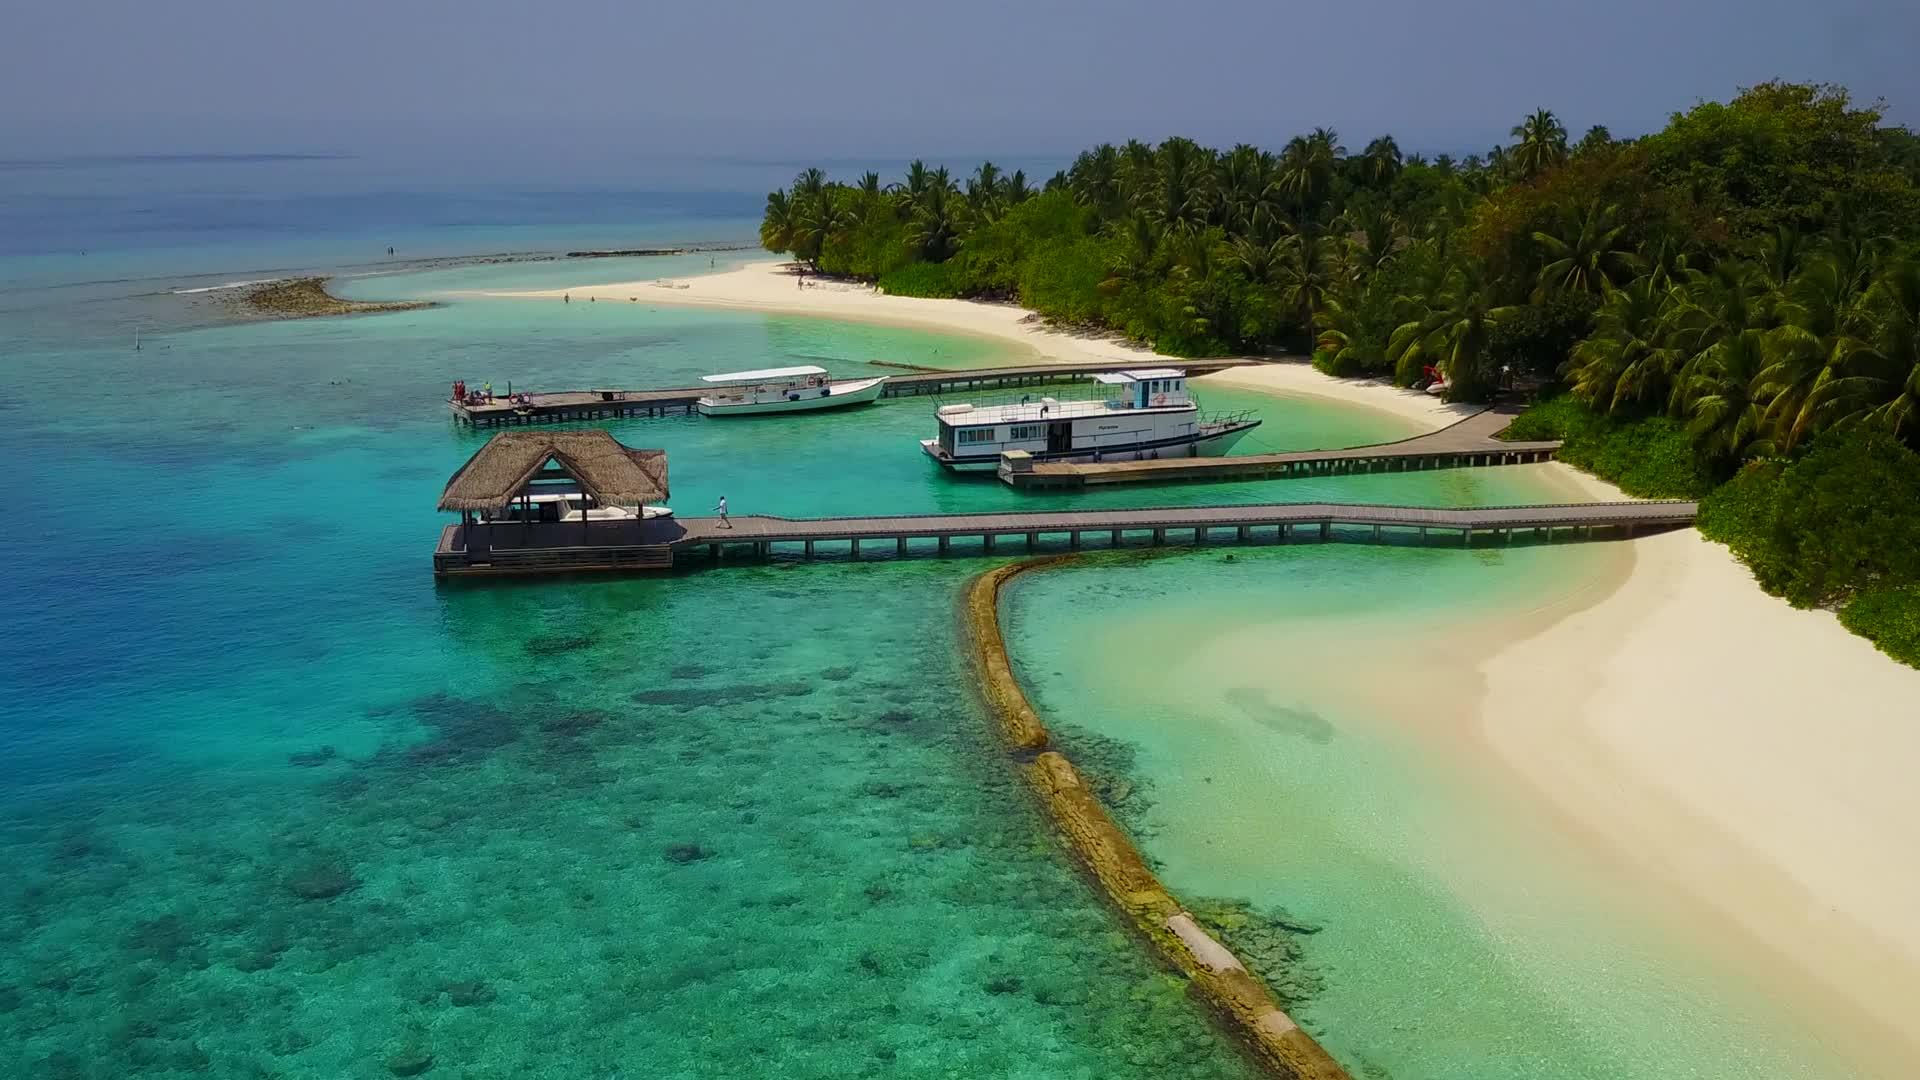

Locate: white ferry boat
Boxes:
[696,365,887,416]
[919,368,1259,470]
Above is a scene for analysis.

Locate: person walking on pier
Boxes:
[713,495,730,528]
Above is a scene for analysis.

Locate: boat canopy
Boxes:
[1091,367,1187,384]
[701,365,828,383]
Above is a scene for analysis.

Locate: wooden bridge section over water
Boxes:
[433,499,1697,576]
[1000,405,1561,488]
[446,359,1257,427]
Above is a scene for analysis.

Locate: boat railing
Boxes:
[1199,408,1258,429]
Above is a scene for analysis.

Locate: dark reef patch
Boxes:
[523,633,596,657]
[283,862,359,901]
[288,746,338,768]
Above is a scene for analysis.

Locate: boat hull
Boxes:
[923,419,1261,471]
[697,377,886,416]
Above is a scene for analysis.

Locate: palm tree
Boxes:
[852,171,885,217]
[1228,233,1287,288]
[1758,254,1871,451]
[1566,274,1680,413]
[1360,136,1402,187]
[1147,138,1214,237]
[1069,144,1122,213]
[1214,144,1275,236]
[1686,328,1772,462]
[760,190,800,254]
[792,188,852,267]
[1665,260,1774,416]
[1574,125,1614,156]
[966,161,1005,220]
[896,160,934,213]
[1753,226,1810,294]
[1104,212,1164,293]
[1336,206,1406,278]
[1314,278,1395,376]
[906,184,964,262]
[1276,226,1336,345]
[1274,135,1336,217]
[1004,169,1034,208]
[1531,200,1640,299]
[1390,262,1509,399]
[1510,109,1569,177]
[1851,260,1920,439]
[1118,139,1158,210]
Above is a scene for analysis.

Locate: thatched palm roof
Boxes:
[440,430,669,512]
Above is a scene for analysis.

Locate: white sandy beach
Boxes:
[505,258,1920,1073]
[493,259,1473,433]
[1480,481,1920,1072]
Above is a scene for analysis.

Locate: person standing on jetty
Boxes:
[713,495,730,528]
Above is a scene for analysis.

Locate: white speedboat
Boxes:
[919,368,1259,470]
[696,365,887,416]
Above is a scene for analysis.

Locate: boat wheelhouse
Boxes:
[919,367,1259,471]
[433,430,679,576]
[695,364,887,416]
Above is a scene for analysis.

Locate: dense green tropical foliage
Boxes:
[762,81,1920,665]
[763,81,1919,406]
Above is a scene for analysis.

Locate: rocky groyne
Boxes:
[237,278,432,320]
[964,556,1352,1080]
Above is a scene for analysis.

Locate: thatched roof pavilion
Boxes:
[440,430,669,513]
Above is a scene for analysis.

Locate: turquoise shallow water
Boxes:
[1,235,1509,1077]
[1,165,1763,1077]
[1005,547,1866,1080]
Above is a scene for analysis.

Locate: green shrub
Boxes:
[1698,426,1920,607]
[878,261,963,298]
[1839,588,1920,668]
[1501,394,1712,498]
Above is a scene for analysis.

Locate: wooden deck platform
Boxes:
[433,498,1696,576]
[999,405,1561,487]
[445,359,1257,426]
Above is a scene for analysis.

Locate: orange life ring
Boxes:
[1153,393,1168,406]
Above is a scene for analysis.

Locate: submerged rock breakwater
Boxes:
[237,277,433,320]
[964,556,1351,1080]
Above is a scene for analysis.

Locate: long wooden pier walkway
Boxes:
[445,359,1256,426]
[672,500,1695,558]
[1000,405,1560,487]
[433,499,1696,575]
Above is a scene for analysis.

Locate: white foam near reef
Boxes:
[171,277,286,294]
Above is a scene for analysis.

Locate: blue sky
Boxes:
[6,0,1915,168]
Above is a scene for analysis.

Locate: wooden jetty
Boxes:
[445,359,1256,427]
[999,405,1560,487]
[435,498,1697,577]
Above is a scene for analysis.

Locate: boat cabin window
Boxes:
[957,427,999,445]
[1008,424,1044,440]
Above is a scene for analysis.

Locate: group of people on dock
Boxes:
[451,380,530,407]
